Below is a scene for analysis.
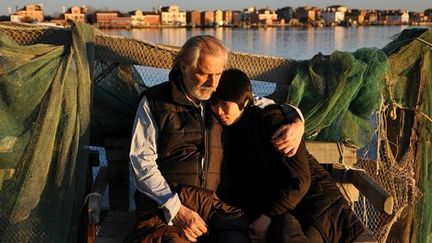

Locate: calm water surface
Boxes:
[100,26,414,60]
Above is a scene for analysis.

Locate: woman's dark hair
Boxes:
[211,69,253,110]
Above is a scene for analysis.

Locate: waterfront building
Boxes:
[160,5,186,26]
[143,12,160,26]
[10,4,44,23]
[365,11,378,25]
[131,10,160,27]
[296,6,320,24]
[386,10,409,25]
[276,6,295,21]
[96,12,118,28]
[114,15,132,29]
[242,7,259,25]
[323,5,347,25]
[96,12,131,28]
[323,11,345,25]
[326,5,349,13]
[426,9,432,21]
[258,8,278,25]
[409,12,429,24]
[64,6,87,23]
[376,10,387,24]
[214,10,223,26]
[245,7,257,14]
[344,9,367,25]
[222,10,233,26]
[131,10,144,27]
[232,11,242,26]
[186,10,200,27]
[201,11,215,27]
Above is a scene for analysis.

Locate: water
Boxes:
[101,26,412,60]
[101,26,415,97]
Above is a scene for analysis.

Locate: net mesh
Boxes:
[0,22,430,243]
[0,23,94,242]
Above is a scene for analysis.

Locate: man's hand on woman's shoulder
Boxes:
[271,118,304,157]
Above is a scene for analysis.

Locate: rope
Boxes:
[420,112,432,123]
[416,38,432,48]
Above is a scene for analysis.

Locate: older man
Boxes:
[129,35,304,242]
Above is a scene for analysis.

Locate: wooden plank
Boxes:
[336,183,359,203]
[351,170,394,215]
[332,168,393,215]
[306,142,357,167]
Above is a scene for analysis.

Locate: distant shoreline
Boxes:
[94,22,432,30]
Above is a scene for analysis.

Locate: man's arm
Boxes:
[272,104,305,157]
[129,96,181,224]
[253,95,305,157]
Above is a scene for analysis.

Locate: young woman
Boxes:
[210,69,365,243]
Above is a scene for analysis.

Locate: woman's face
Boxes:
[210,100,244,126]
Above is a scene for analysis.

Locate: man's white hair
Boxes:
[173,35,229,70]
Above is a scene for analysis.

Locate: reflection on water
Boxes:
[334,26,345,51]
[102,26,410,60]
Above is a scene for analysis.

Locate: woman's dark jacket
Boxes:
[217,104,365,243]
[217,105,311,220]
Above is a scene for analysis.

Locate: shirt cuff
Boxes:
[161,193,181,225]
[253,95,275,108]
[284,104,305,123]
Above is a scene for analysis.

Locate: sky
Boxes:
[0,0,430,16]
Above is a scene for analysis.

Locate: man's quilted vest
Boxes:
[144,71,223,191]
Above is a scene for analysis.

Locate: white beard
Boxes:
[191,86,215,101]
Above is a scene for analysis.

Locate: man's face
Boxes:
[182,52,225,101]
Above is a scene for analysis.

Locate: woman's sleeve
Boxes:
[259,106,311,216]
[264,141,311,216]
